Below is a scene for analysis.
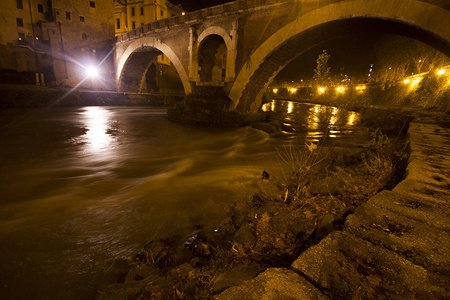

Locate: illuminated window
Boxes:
[116,18,120,29]
[89,1,95,8]
[16,18,23,27]
[66,12,71,20]
[82,33,88,40]
[16,0,23,9]
[80,16,85,22]
[131,7,135,16]
[37,4,43,13]
[141,7,144,15]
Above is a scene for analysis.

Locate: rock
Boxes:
[143,240,172,268]
[211,265,261,294]
[124,264,161,282]
[233,223,257,246]
[270,211,316,241]
[141,274,172,298]
[193,242,211,257]
[215,268,327,299]
[181,278,198,297]
[169,262,195,276]
[170,244,194,267]
[313,214,336,241]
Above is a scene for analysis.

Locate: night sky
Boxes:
[171,0,232,12]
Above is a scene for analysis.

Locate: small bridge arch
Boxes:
[116,36,192,94]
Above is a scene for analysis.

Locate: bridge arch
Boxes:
[116,37,191,94]
[229,0,450,113]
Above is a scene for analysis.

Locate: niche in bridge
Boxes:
[198,35,227,83]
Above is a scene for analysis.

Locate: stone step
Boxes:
[214,268,328,300]
[291,231,449,299]
[363,190,450,232]
[344,195,450,275]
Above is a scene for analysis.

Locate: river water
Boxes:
[0,100,362,299]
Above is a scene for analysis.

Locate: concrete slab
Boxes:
[291,231,449,299]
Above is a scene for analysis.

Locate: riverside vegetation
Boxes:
[97,106,412,299]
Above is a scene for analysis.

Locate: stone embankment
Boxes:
[0,84,183,107]
[215,118,450,299]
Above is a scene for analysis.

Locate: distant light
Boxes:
[318,87,326,94]
[356,86,365,92]
[85,65,99,78]
[336,86,345,94]
[289,88,297,93]
[182,12,185,15]
[404,79,410,84]
[272,88,278,94]
[437,69,445,76]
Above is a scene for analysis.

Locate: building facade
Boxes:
[114,0,183,36]
[0,0,115,89]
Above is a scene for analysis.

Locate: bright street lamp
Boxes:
[85,65,99,79]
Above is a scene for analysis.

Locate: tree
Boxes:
[313,50,331,86]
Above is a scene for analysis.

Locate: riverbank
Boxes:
[96,108,450,299]
[0,84,183,107]
[218,116,450,299]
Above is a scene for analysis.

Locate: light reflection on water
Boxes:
[82,107,114,153]
[262,99,360,142]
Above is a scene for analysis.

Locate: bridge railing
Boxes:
[117,0,287,42]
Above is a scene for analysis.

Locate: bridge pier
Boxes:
[167,86,266,126]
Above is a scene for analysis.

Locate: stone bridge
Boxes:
[114,0,450,113]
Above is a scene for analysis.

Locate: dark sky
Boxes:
[276,32,383,82]
[170,0,232,12]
